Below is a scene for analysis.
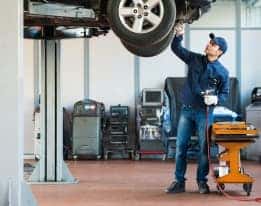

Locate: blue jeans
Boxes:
[174,105,213,183]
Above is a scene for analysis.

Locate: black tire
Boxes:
[214,168,219,178]
[121,29,174,57]
[243,183,252,196]
[107,0,176,46]
[216,183,225,192]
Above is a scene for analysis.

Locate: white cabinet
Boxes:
[246,104,261,161]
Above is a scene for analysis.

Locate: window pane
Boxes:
[191,0,236,28]
[241,0,261,27]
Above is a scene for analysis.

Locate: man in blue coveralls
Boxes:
[165,24,230,194]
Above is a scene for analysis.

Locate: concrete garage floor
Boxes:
[31,160,261,206]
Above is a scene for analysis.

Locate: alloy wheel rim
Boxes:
[118,0,164,34]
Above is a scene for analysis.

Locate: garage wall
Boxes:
[61,39,84,110]
[23,39,85,156]
[192,0,236,28]
[190,30,236,77]
[89,32,135,110]
[140,43,186,89]
[241,30,261,108]
[88,31,185,107]
[23,2,261,155]
[24,40,34,155]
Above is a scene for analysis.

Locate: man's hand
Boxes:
[174,23,185,37]
[204,95,218,106]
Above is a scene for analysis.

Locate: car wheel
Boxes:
[121,29,174,57]
[107,0,176,46]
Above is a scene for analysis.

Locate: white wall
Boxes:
[89,32,135,111]
[190,30,236,77]
[23,39,85,155]
[192,0,236,28]
[24,40,34,155]
[140,42,186,89]
[0,0,26,204]
[61,39,84,110]
[241,30,261,108]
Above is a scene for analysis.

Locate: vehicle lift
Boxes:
[212,121,259,196]
[29,27,77,183]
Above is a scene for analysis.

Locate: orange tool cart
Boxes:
[212,121,259,196]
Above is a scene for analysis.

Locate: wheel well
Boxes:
[99,0,109,15]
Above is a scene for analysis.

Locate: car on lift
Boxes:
[24,0,213,57]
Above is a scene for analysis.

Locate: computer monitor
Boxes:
[142,89,163,106]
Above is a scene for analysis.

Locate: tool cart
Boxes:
[212,121,259,196]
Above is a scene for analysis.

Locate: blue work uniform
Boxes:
[171,35,229,183]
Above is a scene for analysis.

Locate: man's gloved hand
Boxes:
[174,23,184,37]
[204,95,218,106]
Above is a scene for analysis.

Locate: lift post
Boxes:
[30,28,76,183]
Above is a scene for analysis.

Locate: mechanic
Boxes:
[165,24,230,194]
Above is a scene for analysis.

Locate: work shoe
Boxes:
[198,182,210,194]
[165,181,185,193]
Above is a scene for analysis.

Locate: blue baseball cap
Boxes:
[209,33,228,54]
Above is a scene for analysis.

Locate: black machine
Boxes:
[142,89,163,107]
[103,105,134,160]
[108,105,129,144]
[136,89,167,160]
[72,99,105,159]
[251,87,261,103]
[138,89,164,126]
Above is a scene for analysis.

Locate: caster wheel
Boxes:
[73,155,78,160]
[162,154,167,161]
[135,153,141,161]
[129,151,134,160]
[216,183,225,193]
[243,183,252,196]
[97,155,102,160]
[104,153,109,160]
[214,169,219,178]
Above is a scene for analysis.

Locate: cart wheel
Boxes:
[73,155,78,160]
[104,153,109,160]
[243,183,252,196]
[216,183,225,193]
[214,169,219,178]
[129,151,134,160]
[128,151,131,160]
[162,154,167,161]
[239,167,245,174]
[135,153,141,161]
